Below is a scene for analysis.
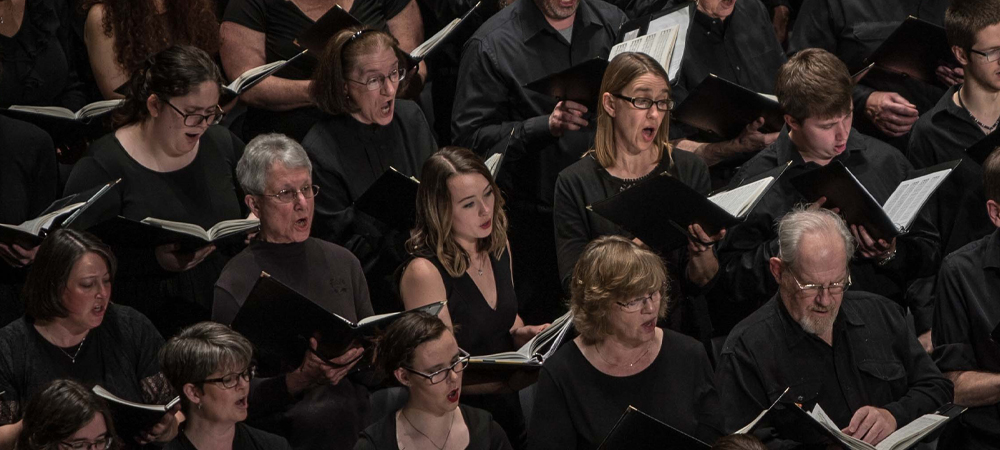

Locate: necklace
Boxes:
[595,339,652,368]
[958,86,1000,133]
[57,335,87,364]
[470,252,487,277]
[401,409,455,450]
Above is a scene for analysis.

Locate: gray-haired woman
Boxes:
[212,133,374,449]
[160,322,290,450]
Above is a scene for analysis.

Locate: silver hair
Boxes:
[236,133,313,195]
[776,207,856,269]
[159,322,253,411]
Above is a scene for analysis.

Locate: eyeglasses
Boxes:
[59,437,113,450]
[199,365,255,389]
[612,93,673,111]
[163,99,224,127]
[348,67,406,91]
[403,349,470,384]
[615,292,660,313]
[969,47,1000,63]
[259,185,320,203]
[790,272,852,298]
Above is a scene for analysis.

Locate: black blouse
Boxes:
[165,423,292,450]
[355,404,513,450]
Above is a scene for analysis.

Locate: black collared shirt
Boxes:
[712,127,941,333]
[933,229,1000,445]
[451,0,627,210]
[716,291,953,443]
[909,84,993,254]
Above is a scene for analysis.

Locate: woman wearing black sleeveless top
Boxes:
[399,147,548,448]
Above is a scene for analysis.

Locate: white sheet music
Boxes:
[708,177,773,217]
[882,169,952,232]
[647,6,693,81]
[875,414,946,450]
[608,26,679,73]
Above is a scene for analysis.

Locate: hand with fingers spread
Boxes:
[842,406,897,445]
[735,117,780,153]
[548,100,589,137]
[0,243,39,268]
[154,243,217,272]
[285,338,365,395]
[935,64,964,87]
[865,92,919,137]
[850,224,896,261]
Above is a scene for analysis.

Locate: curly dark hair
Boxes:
[81,0,220,77]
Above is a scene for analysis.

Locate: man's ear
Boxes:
[245,194,260,218]
[769,257,784,284]
[952,45,970,67]
[784,114,800,131]
[988,199,1000,228]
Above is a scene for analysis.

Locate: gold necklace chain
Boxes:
[595,339,652,368]
[401,409,455,450]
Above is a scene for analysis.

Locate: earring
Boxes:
[197,403,202,410]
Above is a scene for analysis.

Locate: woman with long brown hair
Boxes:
[82,0,221,99]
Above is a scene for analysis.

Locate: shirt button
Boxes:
[797,395,804,402]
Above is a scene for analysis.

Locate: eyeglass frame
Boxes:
[969,47,1000,63]
[257,184,321,203]
[402,348,471,384]
[198,364,256,389]
[611,93,674,111]
[162,98,224,127]
[59,436,113,450]
[347,66,406,92]
[789,272,852,297]
[615,292,660,313]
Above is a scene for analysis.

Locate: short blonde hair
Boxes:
[569,235,669,345]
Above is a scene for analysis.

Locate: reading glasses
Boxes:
[348,67,406,91]
[616,292,660,313]
[403,348,471,384]
[163,99,224,127]
[790,273,852,298]
[59,437,113,450]
[612,93,673,111]
[259,185,321,203]
[970,47,1000,63]
[199,365,256,389]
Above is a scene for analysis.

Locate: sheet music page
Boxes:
[881,169,951,231]
[708,177,773,217]
[411,17,461,58]
[648,6,692,80]
[609,26,678,70]
[874,414,946,450]
[809,405,872,450]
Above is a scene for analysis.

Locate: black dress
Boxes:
[222,0,412,141]
[164,423,292,450]
[0,0,85,110]
[0,116,57,327]
[420,249,524,447]
[303,99,436,314]
[355,404,513,450]
[62,126,247,336]
[527,331,725,450]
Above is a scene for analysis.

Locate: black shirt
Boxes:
[527,330,725,449]
[908,84,993,254]
[165,423,292,450]
[713,126,941,333]
[716,292,953,444]
[932,229,1000,447]
[451,0,626,210]
[355,404,512,450]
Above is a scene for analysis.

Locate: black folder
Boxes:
[965,130,1000,166]
[229,272,445,364]
[0,101,122,159]
[483,128,515,178]
[87,216,259,250]
[353,166,420,231]
[617,1,696,83]
[0,179,120,248]
[523,58,610,111]
[589,162,787,251]
[671,74,784,140]
[598,406,711,450]
[92,386,180,443]
[857,16,954,87]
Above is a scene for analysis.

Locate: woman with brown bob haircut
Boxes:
[16,379,121,450]
[528,235,725,449]
[553,52,721,342]
[399,146,546,446]
[0,229,179,448]
[303,26,435,313]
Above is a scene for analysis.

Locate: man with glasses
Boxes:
[712,49,941,337]
[715,208,952,447]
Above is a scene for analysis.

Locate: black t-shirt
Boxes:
[165,423,292,450]
[527,330,725,449]
[355,404,512,450]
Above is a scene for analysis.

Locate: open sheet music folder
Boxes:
[617,1,696,83]
[671,74,784,140]
[353,166,420,231]
[524,58,610,112]
[856,16,953,87]
[598,406,711,450]
[0,179,120,248]
[790,159,960,242]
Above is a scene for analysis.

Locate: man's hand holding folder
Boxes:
[0,243,38,268]
[286,338,365,394]
[549,100,590,137]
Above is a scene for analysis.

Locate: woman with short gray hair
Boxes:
[160,322,291,450]
[213,133,375,449]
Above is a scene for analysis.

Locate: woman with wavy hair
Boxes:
[82,0,221,99]
[399,146,546,446]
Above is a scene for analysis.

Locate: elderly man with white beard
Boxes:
[714,208,952,447]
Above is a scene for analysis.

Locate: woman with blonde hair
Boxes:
[553,52,721,341]
[399,146,547,446]
[527,236,724,449]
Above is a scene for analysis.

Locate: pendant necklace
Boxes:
[57,335,87,364]
[596,340,652,368]
[958,86,1000,133]
[402,409,455,450]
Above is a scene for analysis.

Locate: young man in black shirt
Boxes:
[716,208,952,447]
[713,49,940,335]
[932,148,1000,450]
[451,0,626,323]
